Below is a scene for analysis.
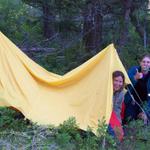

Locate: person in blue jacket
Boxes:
[124,54,150,124]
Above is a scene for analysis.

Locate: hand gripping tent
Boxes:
[0,32,130,133]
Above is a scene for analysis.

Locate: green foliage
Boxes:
[1,108,150,149]
[35,51,67,75]
[55,117,116,150]
[97,119,116,149]
[119,42,150,69]
[0,0,43,45]
[1,0,149,68]
[0,0,25,40]
[119,120,150,150]
[0,108,30,132]
[34,42,92,75]
[0,108,116,149]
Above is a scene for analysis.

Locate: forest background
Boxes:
[1,0,150,74]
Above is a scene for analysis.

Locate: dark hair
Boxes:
[112,70,125,90]
[140,54,150,61]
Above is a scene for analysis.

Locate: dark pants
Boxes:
[123,100,150,124]
[124,103,140,122]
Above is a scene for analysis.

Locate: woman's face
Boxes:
[113,76,123,92]
[140,57,150,72]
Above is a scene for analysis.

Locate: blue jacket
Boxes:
[125,66,150,103]
[130,66,150,101]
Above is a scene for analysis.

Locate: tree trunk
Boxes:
[130,8,148,47]
[82,1,103,52]
[94,4,103,52]
[118,0,133,50]
[42,4,55,38]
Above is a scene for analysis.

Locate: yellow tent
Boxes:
[0,31,130,132]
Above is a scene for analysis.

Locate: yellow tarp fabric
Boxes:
[0,31,130,131]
